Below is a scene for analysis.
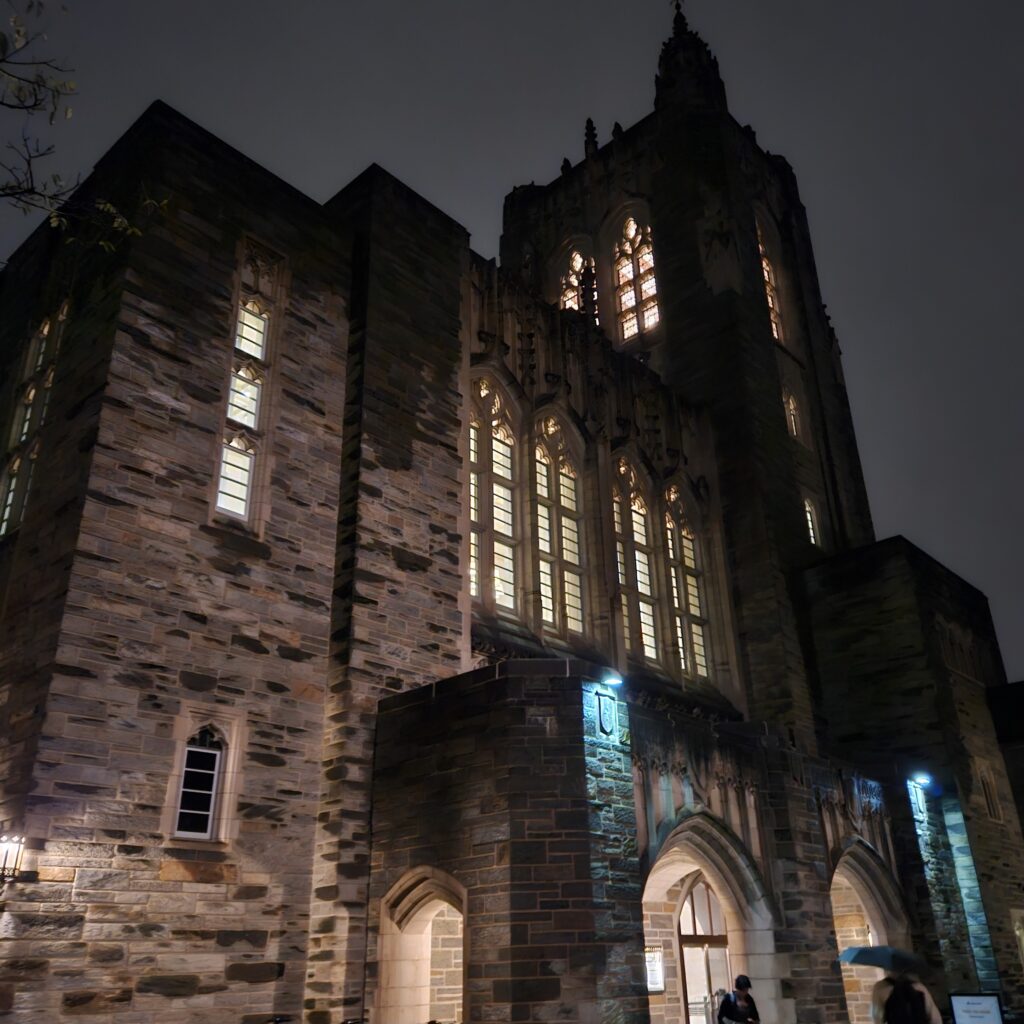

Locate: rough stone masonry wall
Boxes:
[0,105,349,1024]
[0,218,130,839]
[370,661,649,1024]
[303,168,469,1024]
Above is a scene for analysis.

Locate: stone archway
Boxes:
[831,841,912,1024]
[642,813,784,1024]
[378,867,467,1024]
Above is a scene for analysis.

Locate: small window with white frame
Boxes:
[174,725,225,840]
[979,764,1002,822]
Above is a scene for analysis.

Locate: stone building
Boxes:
[1,9,1022,1024]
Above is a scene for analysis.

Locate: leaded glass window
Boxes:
[614,217,659,342]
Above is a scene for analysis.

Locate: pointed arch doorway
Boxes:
[378,867,466,1024]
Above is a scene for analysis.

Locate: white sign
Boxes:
[951,994,1003,1024]
[645,945,665,993]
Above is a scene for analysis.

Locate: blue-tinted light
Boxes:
[603,673,623,688]
[911,773,932,787]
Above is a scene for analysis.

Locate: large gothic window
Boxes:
[614,217,659,342]
[1,305,66,536]
[534,417,584,635]
[614,459,658,661]
[665,487,710,678]
[679,877,731,1024]
[470,379,519,613]
[560,248,598,325]
[757,221,784,343]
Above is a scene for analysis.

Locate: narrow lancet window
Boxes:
[758,221,784,342]
[214,243,282,525]
[614,459,658,661]
[174,726,225,840]
[666,486,711,679]
[614,217,659,342]
[470,379,519,614]
[534,418,585,635]
[804,497,820,546]
[1,307,66,536]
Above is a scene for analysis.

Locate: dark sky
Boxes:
[2,1,1021,678]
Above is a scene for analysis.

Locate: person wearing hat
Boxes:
[718,976,760,1024]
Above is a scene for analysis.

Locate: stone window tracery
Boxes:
[614,217,659,342]
[1,305,66,536]
[757,220,784,342]
[470,378,519,613]
[560,248,599,325]
[614,459,658,661]
[666,486,710,678]
[534,417,584,634]
[215,243,281,525]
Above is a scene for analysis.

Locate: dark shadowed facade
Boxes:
[1,11,1022,1024]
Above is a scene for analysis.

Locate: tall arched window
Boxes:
[614,459,658,661]
[560,248,598,325]
[614,217,659,341]
[1,307,65,536]
[470,379,519,612]
[665,487,710,679]
[679,877,731,1024]
[534,417,584,635]
[757,221,783,342]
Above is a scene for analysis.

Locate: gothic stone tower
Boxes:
[0,9,1022,1024]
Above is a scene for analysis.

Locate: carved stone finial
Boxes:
[560,157,572,176]
[612,121,624,141]
[584,117,598,158]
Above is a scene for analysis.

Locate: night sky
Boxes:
[2,1,1021,678]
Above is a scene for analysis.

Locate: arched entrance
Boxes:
[378,867,466,1024]
[642,813,783,1024]
[830,842,911,1024]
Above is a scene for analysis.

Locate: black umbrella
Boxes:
[839,946,925,974]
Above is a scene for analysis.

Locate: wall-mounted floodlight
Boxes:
[911,773,932,787]
[603,673,623,688]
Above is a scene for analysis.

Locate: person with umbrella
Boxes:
[718,975,760,1024]
[838,946,941,1024]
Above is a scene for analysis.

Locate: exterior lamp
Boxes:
[911,773,932,787]
[602,673,623,688]
[0,834,25,881]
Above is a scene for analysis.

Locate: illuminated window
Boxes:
[678,877,731,1024]
[784,393,800,439]
[0,307,66,536]
[666,487,711,679]
[614,217,659,342]
[534,418,585,634]
[174,726,224,840]
[803,497,820,547]
[757,221,784,342]
[215,243,282,525]
[560,248,599,325]
[614,460,658,661]
[470,379,519,613]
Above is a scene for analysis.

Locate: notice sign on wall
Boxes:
[645,945,665,993]
[951,994,1003,1024]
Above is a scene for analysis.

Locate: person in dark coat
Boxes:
[718,975,760,1024]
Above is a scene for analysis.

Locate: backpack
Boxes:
[884,977,928,1024]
